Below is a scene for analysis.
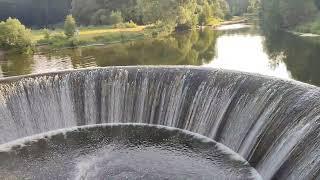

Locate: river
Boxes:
[0,24,319,86]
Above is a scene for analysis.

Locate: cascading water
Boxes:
[0,66,319,179]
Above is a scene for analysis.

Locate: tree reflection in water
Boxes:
[0,27,320,87]
[263,30,320,86]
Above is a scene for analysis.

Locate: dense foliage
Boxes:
[0,0,232,31]
[71,0,229,30]
[260,0,320,32]
[64,15,77,38]
[247,0,259,13]
[109,11,124,25]
[0,0,71,27]
[226,0,249,15]
[0,18,33,53]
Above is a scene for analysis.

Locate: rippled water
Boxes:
[0,24,319,86]
[0,124,261,180]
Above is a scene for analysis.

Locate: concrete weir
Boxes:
[0,67,319,179]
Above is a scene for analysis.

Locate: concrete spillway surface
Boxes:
[0,67,319,179]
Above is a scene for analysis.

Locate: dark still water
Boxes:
[0,24,319,86]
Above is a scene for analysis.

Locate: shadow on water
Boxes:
[263,30,320,86]
[0,53,34,77]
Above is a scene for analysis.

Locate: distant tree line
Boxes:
[260,0,320,31]
[71,0,230,29]
[226,0,248,15]
[0,0,234,29]
[1,0,317,33]
[0,0,71,28]
[3,0,319,32]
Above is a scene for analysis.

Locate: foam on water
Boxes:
[0,123,244,162]
[0,123,262,180]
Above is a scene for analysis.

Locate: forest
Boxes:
[260,0,320,34]
[0,0,71,27]
[1,0,319,34]
[0,0,233,53]
[0,0,230,28]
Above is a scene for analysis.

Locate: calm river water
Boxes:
[1,24,319,86]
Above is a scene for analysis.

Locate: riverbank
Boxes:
[291,29,320,37]
[219,18,248,26]
[33,17,249,50]
[287,31,320,37]
[288,14,320,37]
[33,26,146,49]
[205,16,248,29]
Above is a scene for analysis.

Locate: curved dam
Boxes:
[0,67,319,179]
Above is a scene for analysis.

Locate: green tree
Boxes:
[90,9,107,25]
[315,0,320,9]
[69,0,227,28]
[64,15,77,38]
[226,0,249,15]
[198,2,212,26]
[0,0,71,28]
[176,1,198,30]
[43,28,50,40]
[260,0,318,31]
[69,0,227,34]
[247,0,259,13]
[109,11,123,25]
[0,18,33,53]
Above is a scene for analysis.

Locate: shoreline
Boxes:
[33,16,251,51]
[287,30,320,37]
[219,19,248,26]
[37,19,249,51]
[200,18,248,29]
[7,19,252,54]
[36,35,145,52]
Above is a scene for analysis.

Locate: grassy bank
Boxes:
[31,17,244,50]
[32,26,146,48]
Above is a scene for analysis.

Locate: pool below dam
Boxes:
[0,124,262,180]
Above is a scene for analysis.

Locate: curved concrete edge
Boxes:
[0,66,318,90]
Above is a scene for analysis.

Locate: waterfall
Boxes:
[0,67,319,179]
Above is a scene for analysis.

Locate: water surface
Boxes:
[0,124,261,180]
[1,24,319,86]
